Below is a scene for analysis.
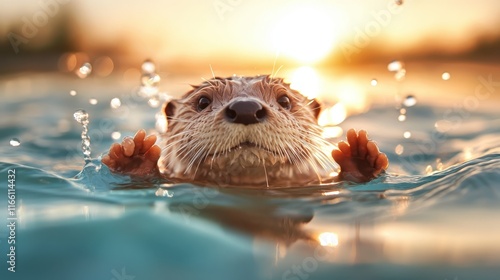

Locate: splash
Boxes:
[73,109,91,163]
[139,59,160,99]
[136,59,173,132]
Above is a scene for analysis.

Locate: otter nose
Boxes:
[225,100,267,125]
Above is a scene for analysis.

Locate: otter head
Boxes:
[159,75,335,187]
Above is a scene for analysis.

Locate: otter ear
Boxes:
[308,99,322,120]
[163,100,177,121]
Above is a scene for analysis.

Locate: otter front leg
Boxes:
[332,129,389,183]
[102,129,161,177]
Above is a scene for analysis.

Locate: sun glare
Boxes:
[271,5,339,64]
[318,232,339,247]
[318,103,347,126]
[289,66,321,99]
[336,83,367,113]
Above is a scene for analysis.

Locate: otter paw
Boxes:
[332,129,389,183]
[102,129,161,177]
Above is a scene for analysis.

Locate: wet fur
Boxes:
[159,75,336,187]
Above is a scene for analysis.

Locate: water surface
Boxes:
[1,64,499,280]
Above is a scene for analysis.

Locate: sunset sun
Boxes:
[271,5,341,64]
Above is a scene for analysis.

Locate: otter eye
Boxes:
[277,95,291,110]
[197,96,211,111]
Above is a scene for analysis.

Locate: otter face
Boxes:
[160,75,336,187]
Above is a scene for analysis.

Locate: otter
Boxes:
[102,75,389,187]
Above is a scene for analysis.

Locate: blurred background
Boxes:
[1,0,500,68]
[0,0,499,117]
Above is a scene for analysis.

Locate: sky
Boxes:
[1,0,499,65]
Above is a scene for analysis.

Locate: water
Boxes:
[1,65,499,280]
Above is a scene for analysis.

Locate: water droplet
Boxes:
[441,72,450,80]
[111,131,121,140]
[110,97,121,109]
[436,161,444,171]
[398,114,406,122]
[83,139,90,147]
[370,79,378,86]
[403,95,417,107]
[83,149,91,157]
[73,109,89,124]
[394,69,406,81]
[9,138,21,147]
[387,60,404,72]
[148,96,160,108]
[77,62,92,78]
[141,73,161,87]
[395,0,403,5]
[425,165,433,174]
[69,90,77,96]
[89,98,98,105]
[403,131,411,138]
[141,59,156,74]
[395,144,404,155]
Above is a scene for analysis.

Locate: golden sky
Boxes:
[1,0,500,65]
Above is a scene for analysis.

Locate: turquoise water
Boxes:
[1,69,500,280]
